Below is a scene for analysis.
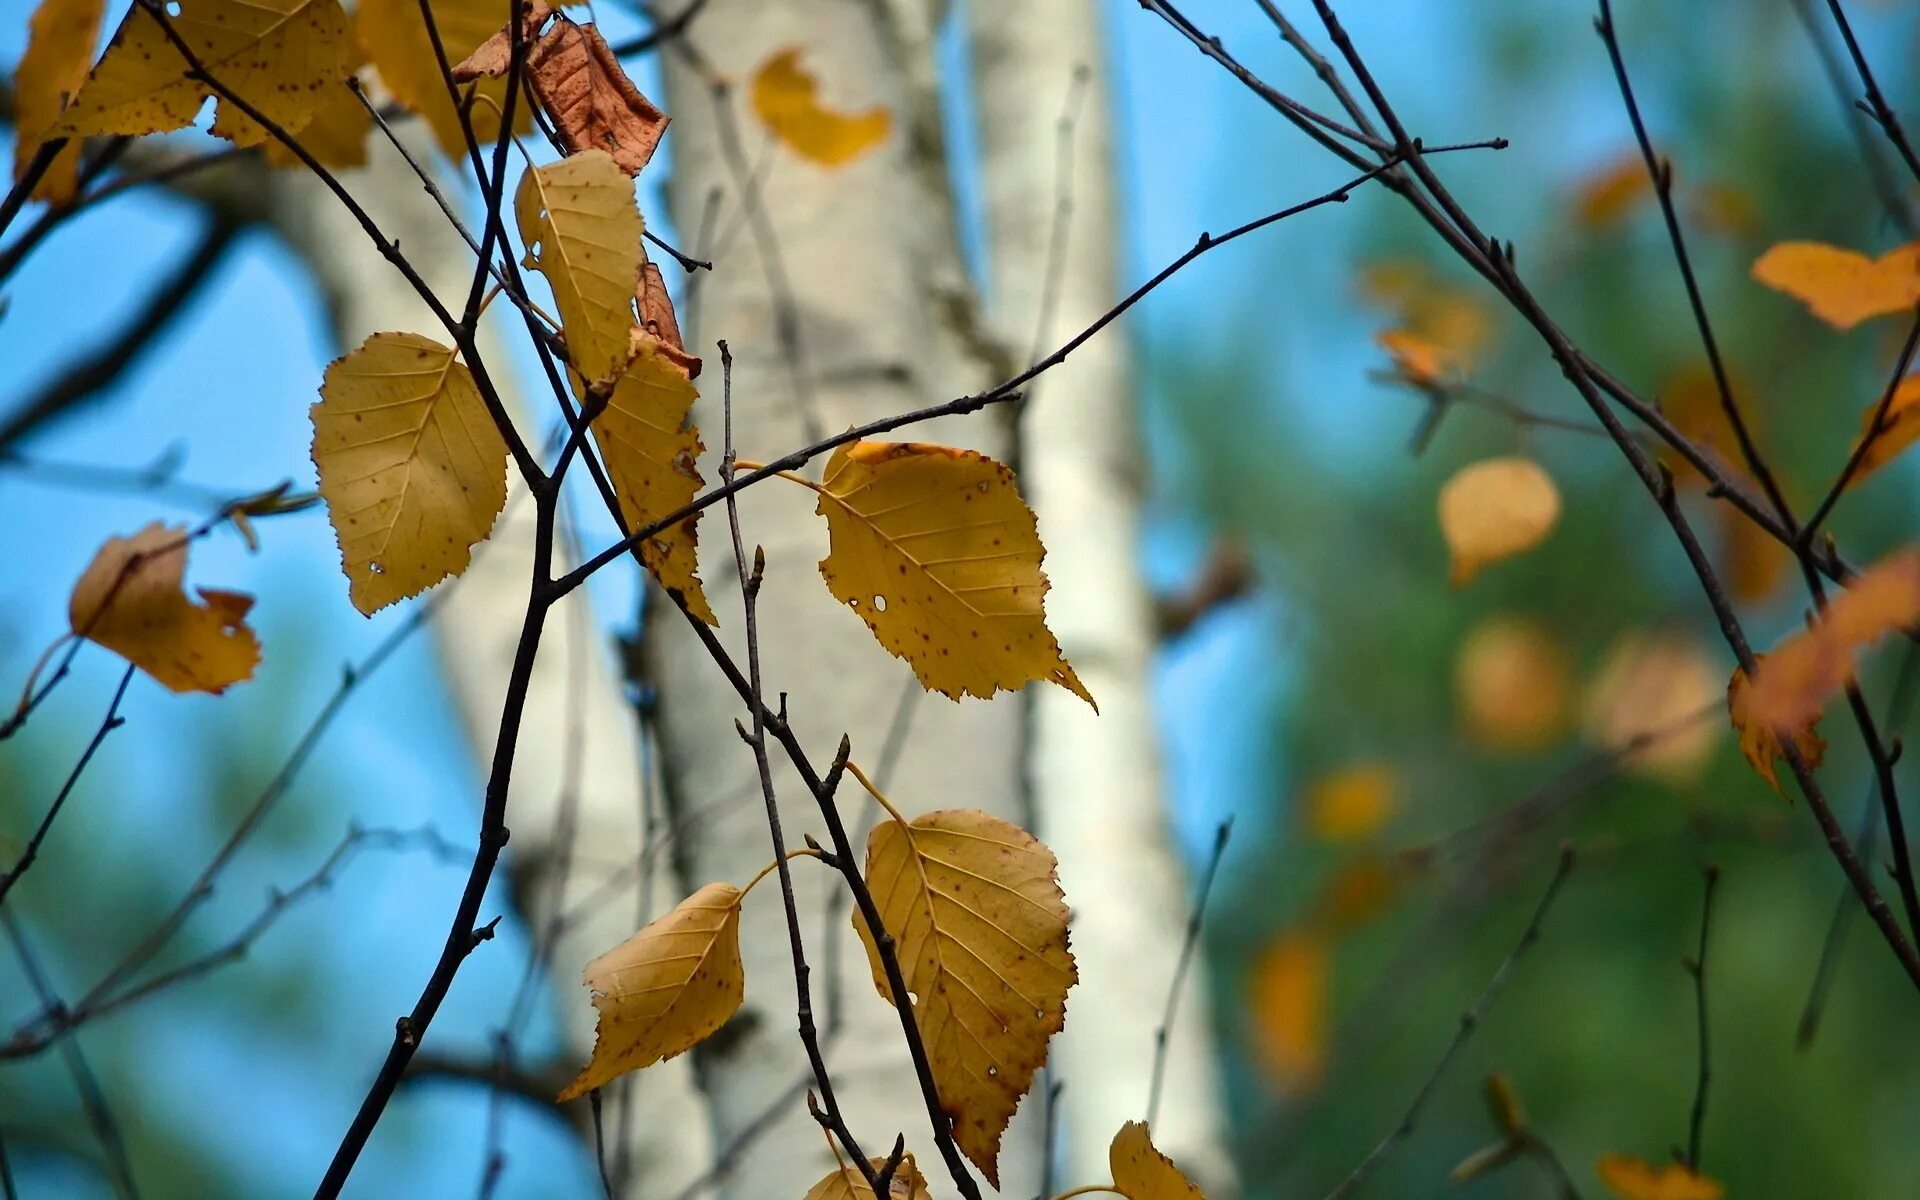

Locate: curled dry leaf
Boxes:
[815,441,1092,706]
[1743,548,1920,734]
[517,150,646,387]
[1847,374,1920,489]
[449,0,554,80]
[357,0,530,157]
[855,807,1076,1188]
[1437,457,1560,586]
[529,21,669,175]
[801,1154,933,1200]
[1728,661,1826,795]
[751,46,891,167]
[1751,240,1920,330]
[635,261,701,376]
[68,524,260,695]
[13,0,107,205]
[1247,927,1326,1093]
[1300,763,1398,843]
[559,881,746,1101]
[1110,1121,1208,1199]
[1595,1153,1724,1200]
[311,332,509,615]
[580,340,715,624]
[56,0,350,146]
[1455,614,1571,753]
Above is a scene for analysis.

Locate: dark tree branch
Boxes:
[1684,866,1719,1172]
[0,666,134,909]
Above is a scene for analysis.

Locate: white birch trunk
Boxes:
[964,1,1235,1189]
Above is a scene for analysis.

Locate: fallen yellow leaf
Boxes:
[558,881,745,1100]
[815,440,1091,706]
[12,0,106,205]
[1437,457,1560,586]
[1455,614,1571,752]
[517,150,645,387]
[1301,763,1398,843]
[582,341,714,624]
[801,1154,932,1200]
[1595,1153,1724,1200]
[1752,240,1920,330]
[1110,1121,1208,1199]
[68,523,260,694]
[855,807,1075,1188]
[311,332,509,615]
[56,0,351,146]
[750,46,890,167]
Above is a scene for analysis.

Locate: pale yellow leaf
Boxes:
[1728,661,1826,795]
[1437,457,1560,586]
[1596,1154,1723,1200]
[356,0,529,157]
[1300,763,1398,843]
[815,440,1092,706]
[800,1154,933,1200]
[56,0,351,146]
[516,150,644,387]
[581,341,714,623]
[750,46,890,167]
[311,332,509,615]
[1455,614,1570,752]
[1582,632,1721,785]
[1110,1121,1207,1200]
[13,0,107,205]
[559,881,745,1100]
[1752,240,1920,330]
[855,807,1076,1188]
[68,523,260,694]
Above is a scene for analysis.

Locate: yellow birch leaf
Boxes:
[311,332,509,615]
[1847,374,1920,487]
[1582,632,1721,785]
[855,807,1076,1188]
[1744,548,1920,734]
[801,1154,933,1200]
[558,881,745,1101]
[1248,927,1326,1093]
[1595,1154,1724,1200]
[1455,614,1571,752]
[815,441,1091,706]
[1110,1121,1208,1200]
[13,0,107,206]
[68,523,260,694]
[262,74,373,169]
[1300,763,1398,843]
[516,150,643,387]
[1751,240,1920,330]
[581,341,715,624]
[751,46,890,167]
[1729,661,1826,795]
[356,0,529,157]
[1573,151,1651,228]
[1437,457,1560,586]
[55,0,351,146]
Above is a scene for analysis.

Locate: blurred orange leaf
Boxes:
[68,524,260,695]
[1744,549,1920,734]
[1847,374,1920,488]
[1573,151,1651,228]
[1248,928,1326,1093]
[751,46,890,167]
[1438,457,1561,586]
[1752,240,1920,330]
[1301,763,1398,843]
[1719,505,1791,605]
[1595,1154,1723,1200]
[1728,661,1826,794]
[1313,857,1406,932]
[1455,614,1571,752]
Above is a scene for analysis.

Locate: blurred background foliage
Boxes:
[4,0,1920,1196]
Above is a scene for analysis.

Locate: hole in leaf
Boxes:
[873,594,888,612]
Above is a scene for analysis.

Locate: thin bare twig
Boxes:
[1145,818,1232,1127]
[0,665,134,909]
[1684,866,1719,1172]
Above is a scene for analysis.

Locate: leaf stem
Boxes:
[740,848,826,900]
